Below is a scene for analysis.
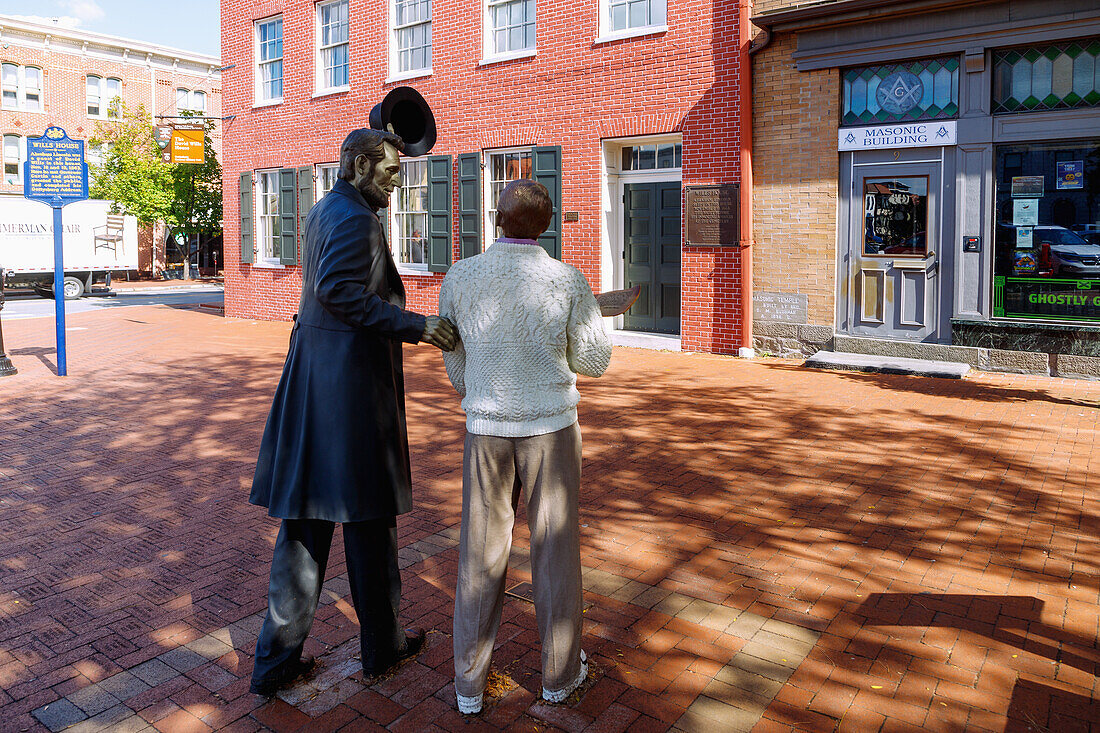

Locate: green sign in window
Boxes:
[994,276,1100,323]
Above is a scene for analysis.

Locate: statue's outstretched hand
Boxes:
[422,315,458,352]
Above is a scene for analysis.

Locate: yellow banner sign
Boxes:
[170,125,205,165]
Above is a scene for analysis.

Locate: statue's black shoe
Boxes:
[249,656,317,697]
[362,628,426,678]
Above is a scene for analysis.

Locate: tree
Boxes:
[168,114,223,280]
[89,102,222,279]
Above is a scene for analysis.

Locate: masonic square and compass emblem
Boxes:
[876,71,924,115]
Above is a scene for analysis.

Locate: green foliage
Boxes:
[169,112,223,240]
[88,103,222,240]
[88,102,176,227]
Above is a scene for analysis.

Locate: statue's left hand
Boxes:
[422,315,458,352]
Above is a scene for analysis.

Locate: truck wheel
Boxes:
[62,276,85,300]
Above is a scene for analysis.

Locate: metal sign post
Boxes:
[23,126,89,377]
[0,268,16,377]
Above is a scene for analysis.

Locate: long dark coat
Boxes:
[250,178,426,522]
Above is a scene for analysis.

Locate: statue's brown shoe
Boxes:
[362,628,426,678]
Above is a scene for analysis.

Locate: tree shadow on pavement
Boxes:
[0,318,1096,731]
[764,360,1100,408]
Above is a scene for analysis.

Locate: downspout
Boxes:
[736,0,761,358]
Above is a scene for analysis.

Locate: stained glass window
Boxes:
[842,57,960,126]
[992,39,1100,114]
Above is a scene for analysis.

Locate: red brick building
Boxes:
[221,0,753,354]
[0,14,222,275]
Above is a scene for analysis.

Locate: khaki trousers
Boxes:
[453,423,584,698]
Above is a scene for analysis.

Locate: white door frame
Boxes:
[600,135,682,331]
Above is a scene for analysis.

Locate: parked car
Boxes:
[995,224,1100,277]
[1034,226,1100,277]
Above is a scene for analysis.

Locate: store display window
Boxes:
[993,140,1100,322]
[863,177,928,256]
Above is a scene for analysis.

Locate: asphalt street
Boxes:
[0,284,224,321]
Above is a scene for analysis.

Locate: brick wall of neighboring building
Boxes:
[750,29,839,355]
[0,16,221,275]
[221,0,749,355]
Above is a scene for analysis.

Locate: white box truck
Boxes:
[0,197,138,299]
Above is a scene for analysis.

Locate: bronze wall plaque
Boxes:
[684,184,739,247]
[563,211,579,223]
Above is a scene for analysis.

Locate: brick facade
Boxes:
[0,15,222,274]
[221,0,749,355]
[750,28,838,355]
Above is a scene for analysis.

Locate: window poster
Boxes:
[1056,161,1084,190]
[1013,198,1039,226]
[1011,176,1045,198]
[1016,226,1033,247]
[1013,249,1038,274]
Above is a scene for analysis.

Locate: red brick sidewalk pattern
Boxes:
[0,303,1097,731]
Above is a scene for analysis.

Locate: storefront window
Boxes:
[863,177,928,256]
[842,57,959,126]
[992,140,1100,322]
[992,39,1100,114]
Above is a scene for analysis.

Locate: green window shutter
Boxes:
[278,168,298,265]
[457,153,481,259]
[239,171,253,264]
[531,145,562,260]
[427,154,453,273]
[296,166,313,264]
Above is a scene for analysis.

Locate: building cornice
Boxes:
[0,14,221,77]
[751,0,1001,32]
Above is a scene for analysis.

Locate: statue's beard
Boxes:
[359,178,390,210]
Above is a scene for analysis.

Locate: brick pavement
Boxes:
[0,303,1098,732]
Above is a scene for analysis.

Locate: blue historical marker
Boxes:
[23,126,89,377]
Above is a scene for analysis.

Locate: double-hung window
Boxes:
[176,88,206,114]
[484,0,535,61]
[86,75,121,118]
[316,163,340,201]
[2,64,42,112]
[256,16,284,104]
[392,0,431,77]
[256,170,280,262]
[485,148,533,247]
[317,0,349,92]
[391,158,429,267]
[600,0,666,38]
[3,134,25,185]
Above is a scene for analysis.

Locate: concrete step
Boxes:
[805,350,971,379]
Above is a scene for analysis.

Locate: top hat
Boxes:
[369,86,437,158]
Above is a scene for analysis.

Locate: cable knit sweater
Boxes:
[438,239,612,437]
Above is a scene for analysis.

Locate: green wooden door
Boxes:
[623,182,681,334]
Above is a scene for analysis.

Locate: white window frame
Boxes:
[255,169,282,266]
[315,0,350,96]
[316,163,340,202]
[388,0,432,82]
[596,0,667,44]
[481,0,537,66]
[254,15,284,107]
[3,134,26,185]
[2,64,43,112]
[482,147,533,249]
[388,157,430,272]
[85,75,121,119]
[176,88,206,114]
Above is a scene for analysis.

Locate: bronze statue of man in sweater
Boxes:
[438,179,611,714]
